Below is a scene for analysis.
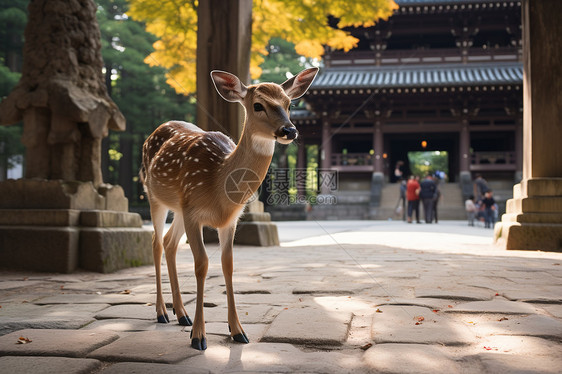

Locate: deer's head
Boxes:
[211,67,318,145]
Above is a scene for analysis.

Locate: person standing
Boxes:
[473,174,489,201]
[465,195,477,226]
[406,175,420,223]
[397,178,407,221]
[419,173,437,223]
[481,190,496,228]
[432,181,441,223]
[394,161,404,183]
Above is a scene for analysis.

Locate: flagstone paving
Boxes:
[0,221,561,373]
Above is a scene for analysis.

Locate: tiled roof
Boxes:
[311,62,522,90]
[395,0,517,4]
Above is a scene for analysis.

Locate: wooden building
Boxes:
[287,0,523,219]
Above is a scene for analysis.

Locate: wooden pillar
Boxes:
[459,118,470,173]
[320,114,332,194]
[515,116,523,181]
[495,0,562,251]
[320,115,331,170]
[373,120,383,173]
[521,0,562,180]
[196,0,252,140]
[297,138,306,197]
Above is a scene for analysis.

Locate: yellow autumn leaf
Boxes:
[128,0,397,95]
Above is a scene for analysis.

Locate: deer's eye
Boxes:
[254,103,265,112]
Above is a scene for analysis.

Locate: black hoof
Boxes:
[157,314,169,324]
[232,333,249,344]
[178,315,193,326]
[191,337,207,351]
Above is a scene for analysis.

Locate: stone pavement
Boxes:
[0,220,561,373]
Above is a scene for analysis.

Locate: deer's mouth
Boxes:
[274,125,298,144]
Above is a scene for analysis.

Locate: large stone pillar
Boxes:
[495,0,562,252]
[0,0,152,273]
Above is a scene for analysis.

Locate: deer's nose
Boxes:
[278,125,298,140]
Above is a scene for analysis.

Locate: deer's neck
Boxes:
[222,123,275,189]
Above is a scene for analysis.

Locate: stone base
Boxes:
[80,228,153,273]
[203,210,280,246]
[0,179,128,211]
[495,221,562,252]
[0,209,153,273]
[0,180,152,273]
[495,178,562,252]
[0,226,80,273]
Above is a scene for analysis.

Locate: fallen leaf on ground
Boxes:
[119,290,132,294]
[432,309,440,313]
[447,305,453,308]
[483,346,498,351]
[361,343,373,351]
[16,337,32,344]
[375,309,383,313]
[498,317,509,322]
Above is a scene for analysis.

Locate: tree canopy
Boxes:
[96,0,193,199]
[128,0,398,95]
[0,0,27,178]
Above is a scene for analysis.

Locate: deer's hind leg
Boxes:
[149,201,169,324]
[164,212,192,326]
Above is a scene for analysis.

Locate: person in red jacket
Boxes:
[406,175,421,223]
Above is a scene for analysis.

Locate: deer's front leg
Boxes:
[185,223,208,350]
[219,224,249,344]
[164,214,192,326]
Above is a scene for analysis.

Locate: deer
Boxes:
[140,67,318,350]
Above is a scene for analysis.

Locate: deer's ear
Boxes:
[281,67,319,100]
[210,70,248,103]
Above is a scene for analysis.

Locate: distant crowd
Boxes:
[465,174,497,228]
[394,163,497,228]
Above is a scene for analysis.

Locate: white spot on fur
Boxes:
[193,158,199,162]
